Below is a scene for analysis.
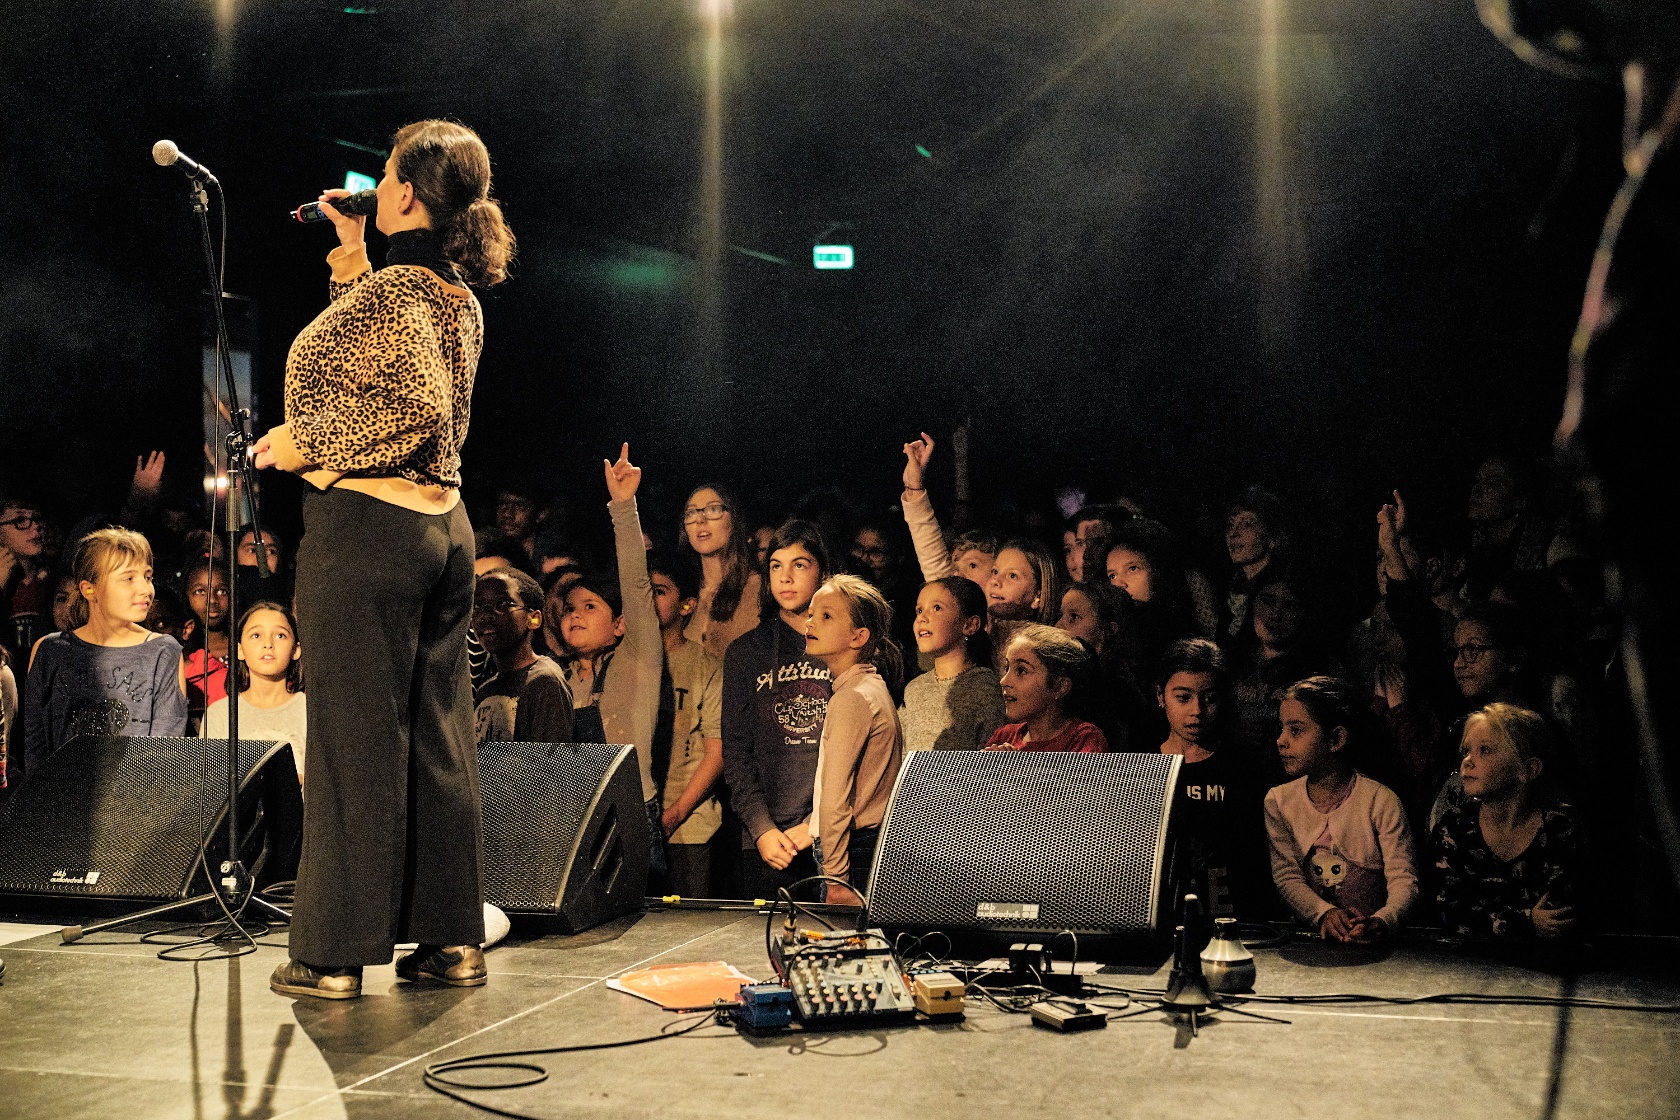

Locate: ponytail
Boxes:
[441,197,516,288]
[391,119,517,288]
[822,574,904,697]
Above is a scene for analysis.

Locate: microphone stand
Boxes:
[62,175,290,949]
[1108,892,1289,1039]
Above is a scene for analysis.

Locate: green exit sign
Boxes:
[813,244,854,270]
[344,171,377,193]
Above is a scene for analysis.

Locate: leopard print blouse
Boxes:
[284,257,482,488]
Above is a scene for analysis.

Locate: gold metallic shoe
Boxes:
[395,944,488,987]
[270,959,362,1000]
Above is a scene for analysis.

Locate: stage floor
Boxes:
[1,905,1677,1120]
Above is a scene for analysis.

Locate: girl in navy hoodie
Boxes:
[720,520,834,900]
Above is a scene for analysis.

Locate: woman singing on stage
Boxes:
[255,119,515,1000]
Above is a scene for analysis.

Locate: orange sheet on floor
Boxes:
[606,961,757,1011]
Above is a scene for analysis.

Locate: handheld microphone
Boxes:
[291,190,378,224]
[151,140,219,186]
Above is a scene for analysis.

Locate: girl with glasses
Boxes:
[678,485,761,661]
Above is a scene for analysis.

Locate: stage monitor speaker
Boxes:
[0,737,302,908]
[866,750,1181,938]
[478,741,649,933]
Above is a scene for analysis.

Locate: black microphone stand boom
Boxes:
[62,164,290,949]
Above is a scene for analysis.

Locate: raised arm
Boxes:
[900,432,955,582]
[605,443,662,801]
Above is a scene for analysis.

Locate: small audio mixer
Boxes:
[772,928,917,1029]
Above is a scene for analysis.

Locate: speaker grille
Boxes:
[0,737,286,900]
[479,741,624,913]
[868,750,1179,935]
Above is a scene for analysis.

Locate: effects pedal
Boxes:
[911,970,966,1017]
[773,927,916,1030]
[733,983,795,1032]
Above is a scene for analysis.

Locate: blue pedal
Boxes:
[735,983,795,1030]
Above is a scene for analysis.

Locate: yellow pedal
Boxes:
[912,971,966,1017]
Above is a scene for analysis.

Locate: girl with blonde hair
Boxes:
[795,574,905,905]
[22,529,187,784]
[1430,703,1583,939]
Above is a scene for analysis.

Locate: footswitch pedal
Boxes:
[773,928,916,1030]
[1029,1001,1108,1032]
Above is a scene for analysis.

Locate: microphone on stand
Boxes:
[151,140,219,186]
[291,190,378,224]
[1161,892,1216,1014]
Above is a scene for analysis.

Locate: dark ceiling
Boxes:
[0,0,1619,563]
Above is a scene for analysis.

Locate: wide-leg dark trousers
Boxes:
[290,488,485,966]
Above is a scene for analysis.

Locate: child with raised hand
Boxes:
[899,576,1005,751]
[1431,703,1582,939]
[1265,676,1418,942]
[898,433,995,587]
[721,520,834,900]
[23,529,188,784]
[984,624,1108,753]
[205,601,309,782]
[559,444,665,873]
[796,574,905,906]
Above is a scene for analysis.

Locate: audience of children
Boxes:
[233,526,294,620]
[204,600,309,781]
[5,423,1645,950]
[680,484,762,661]
[1,494,54,661]
[1057,579,1151,750]
[181,558,232,715]
[1431,703,1583,939]
[985,624,1109,753]
[1154,639,1268,921]
[559,444,665,875]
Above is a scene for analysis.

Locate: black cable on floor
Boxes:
[1079,981,1680,1014]
[422,1009,722,1120]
